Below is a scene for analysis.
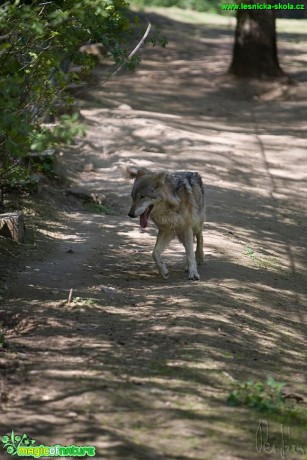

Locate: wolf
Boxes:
[128,170,205,280]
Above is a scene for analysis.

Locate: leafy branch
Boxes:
[0,0,166,189]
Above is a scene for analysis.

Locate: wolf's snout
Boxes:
[128,210,136,218]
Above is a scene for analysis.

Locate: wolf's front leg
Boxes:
[152,230,174,279]
[178,228,200,280]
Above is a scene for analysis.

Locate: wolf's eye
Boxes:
[140,195,146,200]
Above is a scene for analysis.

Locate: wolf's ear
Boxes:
[136,168,149,178]
[155,172,166,186]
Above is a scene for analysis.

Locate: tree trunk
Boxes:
[0,212,25,243]
[229,3,284,78]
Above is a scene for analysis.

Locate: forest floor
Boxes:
[0,9,307,460]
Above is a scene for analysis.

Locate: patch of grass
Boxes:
[228,377,286,412]
[71,297,97,307]
[227,377,307,454]
[244,246,282,271]
[130,0,223,14]
[222,351,233,359]
[132,5,237,26]
[0,327,6,348]
[228,377,307,427]
[85,203,115,215]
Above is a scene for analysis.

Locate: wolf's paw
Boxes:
[160,266,169,279]
[188,270,200,281]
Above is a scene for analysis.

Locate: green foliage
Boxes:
[148,29,168,48]
[0,0,156,186]
[85,202,115,215]
[30,114,87,152]
[0,329,5,348]
[71,296,97,307]
[228,377,307,432]
[131,0,222,13]
[6,173,40,193]
[244,245,281,271]
[228,377,286,412]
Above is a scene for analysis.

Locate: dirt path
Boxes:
[1,11,307,460]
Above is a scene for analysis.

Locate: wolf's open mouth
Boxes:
[140,205,153,229]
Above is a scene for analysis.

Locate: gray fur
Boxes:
[128,170,205,280]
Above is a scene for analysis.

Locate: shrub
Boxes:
[228,377,286,412]
[0,0,149,187]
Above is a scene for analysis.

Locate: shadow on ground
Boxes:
[0,9,306,460]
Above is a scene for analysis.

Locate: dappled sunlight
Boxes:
[38,228,87,243]
[1,7,306,460]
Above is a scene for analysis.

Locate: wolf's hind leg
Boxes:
[177,228,200,280]
[195,229,204,265]
[152,230,174,279]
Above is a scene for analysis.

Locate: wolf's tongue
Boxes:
[140,205,153,229]
[140,211,148,229]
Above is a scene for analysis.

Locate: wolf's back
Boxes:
[167,171,205,210]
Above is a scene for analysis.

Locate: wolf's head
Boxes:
[128,170,166,228]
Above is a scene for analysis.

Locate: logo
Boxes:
[1,431,96,458]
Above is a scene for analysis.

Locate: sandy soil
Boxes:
[0,10,307,460]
